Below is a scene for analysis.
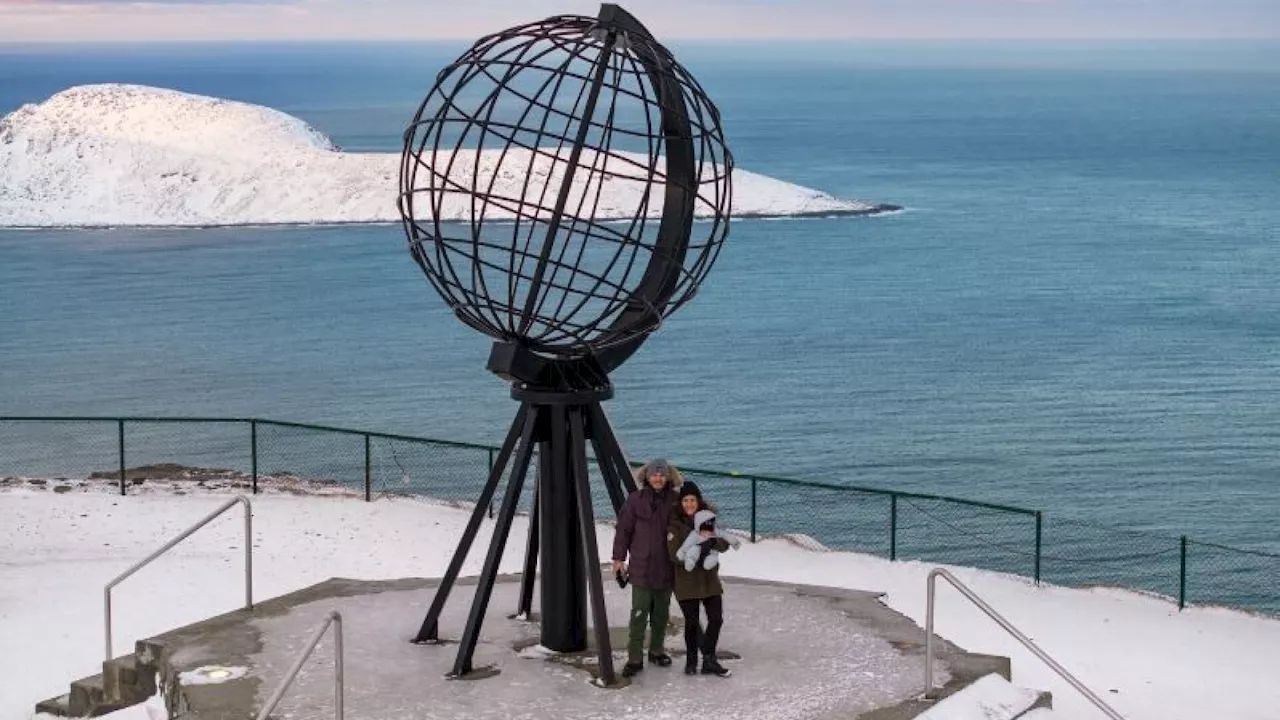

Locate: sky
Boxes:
[0,0,1276,42]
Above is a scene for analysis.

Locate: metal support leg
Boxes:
[569,407,617,686]
[413,404,529,644]
[596,451,631,519]
[540,404,587,652]
[516,465,541,618]
[588,424,628,515]
[586,402,638,497]
[451,410,537,676]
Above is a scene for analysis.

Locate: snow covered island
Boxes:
[0,84,899,228]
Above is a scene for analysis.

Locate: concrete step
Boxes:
[34,694,71,716]
[36,653,157,718]
[104,654,156,703]
[67,674,132,717]
[915,673,1051,720]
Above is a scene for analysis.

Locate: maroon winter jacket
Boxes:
[612,486,678,590]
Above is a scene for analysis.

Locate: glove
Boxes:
[696,543,713,569]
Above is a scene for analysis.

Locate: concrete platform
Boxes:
[104,573,1008,720]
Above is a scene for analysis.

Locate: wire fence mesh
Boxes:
[759,480,894,557]
[2,416,1276,618]
[894,496,1038,579]
[0,419,121,484]
[1185,540,1280,616]
[124,420,255,485]
[1037,517,1184,603]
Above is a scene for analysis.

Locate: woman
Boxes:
[612,458,682,678]
[667,481,739,677]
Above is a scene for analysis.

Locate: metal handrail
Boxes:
[104,495,253,660]
[255,610,344,720]
[925,567,1125,720]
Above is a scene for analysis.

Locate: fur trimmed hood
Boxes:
[633,459,684,491]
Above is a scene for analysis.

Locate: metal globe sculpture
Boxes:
[398,4,732,686]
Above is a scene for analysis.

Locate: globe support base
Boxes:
[412,394,636,685]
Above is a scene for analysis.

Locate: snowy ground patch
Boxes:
[4,481,1277,720]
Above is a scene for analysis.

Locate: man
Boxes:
[612,457,681,678]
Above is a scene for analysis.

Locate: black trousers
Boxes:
[678,595,724,660]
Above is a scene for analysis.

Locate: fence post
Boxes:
[750,476,758,543]
[250,420,258,495]
[1179,535,1188,610]
[890,494,898,561]
[117,419,126,496]
[1034,511,1043,585]
[364,434,372,502]
[487,448,495,519]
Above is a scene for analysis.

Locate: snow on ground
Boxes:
[3,479,1277,720]
[0,84,891,228]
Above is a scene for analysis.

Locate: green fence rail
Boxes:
[2,416,1276,618]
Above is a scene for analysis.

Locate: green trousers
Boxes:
[626,586,672,662]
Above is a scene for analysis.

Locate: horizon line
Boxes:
[2,36,1278,44]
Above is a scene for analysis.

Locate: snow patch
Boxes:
[177,665,249,685]
[917,674,1042,720]
[0,84,893,228]
[5,481,1279,720]
[515,644,563,660]
[779,532,832,552]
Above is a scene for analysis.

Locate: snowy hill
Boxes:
[0,84,893,228]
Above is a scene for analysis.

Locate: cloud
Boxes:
[0,0,296,4]
[0,0,1275,40]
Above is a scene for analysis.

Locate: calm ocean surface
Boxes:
[2,41,1278,551]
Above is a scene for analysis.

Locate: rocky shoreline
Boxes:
[2,463,359,497]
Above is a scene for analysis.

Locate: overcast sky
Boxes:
[0,0,1276,42]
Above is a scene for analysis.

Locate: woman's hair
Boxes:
[677,492,708,513]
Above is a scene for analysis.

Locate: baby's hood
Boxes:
[693,509,717,530]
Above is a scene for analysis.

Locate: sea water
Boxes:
[2,41,1278,556]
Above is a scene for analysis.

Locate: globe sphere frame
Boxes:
[398,3,733,387]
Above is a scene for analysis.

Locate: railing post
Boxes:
[104,586,113,660]
[890,494,898,561]
[1179,535,1188,611]
[750,476,758,543]
[250,420,259,495]
[364,434,372,502]
[105,495,253,661]
[924,567,1127,720]
[245,497,254,610]
[255,610,343,720]
[117,419,126,496]
[335,612,345,720]
[1034,511,1043,585]
[924,570,937,695]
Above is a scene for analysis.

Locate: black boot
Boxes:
[684,653,698,675]
[621,661,644,678]
[648,651,672,667]
[701,654,731,677]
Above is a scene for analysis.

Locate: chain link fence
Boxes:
[2,416,1276,618]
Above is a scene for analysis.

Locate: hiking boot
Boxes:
[621,661,644,678]
[701,656,731,677]
[648,652,672,667]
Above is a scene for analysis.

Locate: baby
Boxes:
[675,509,741,571]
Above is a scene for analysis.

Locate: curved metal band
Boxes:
[592,3,697,374]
